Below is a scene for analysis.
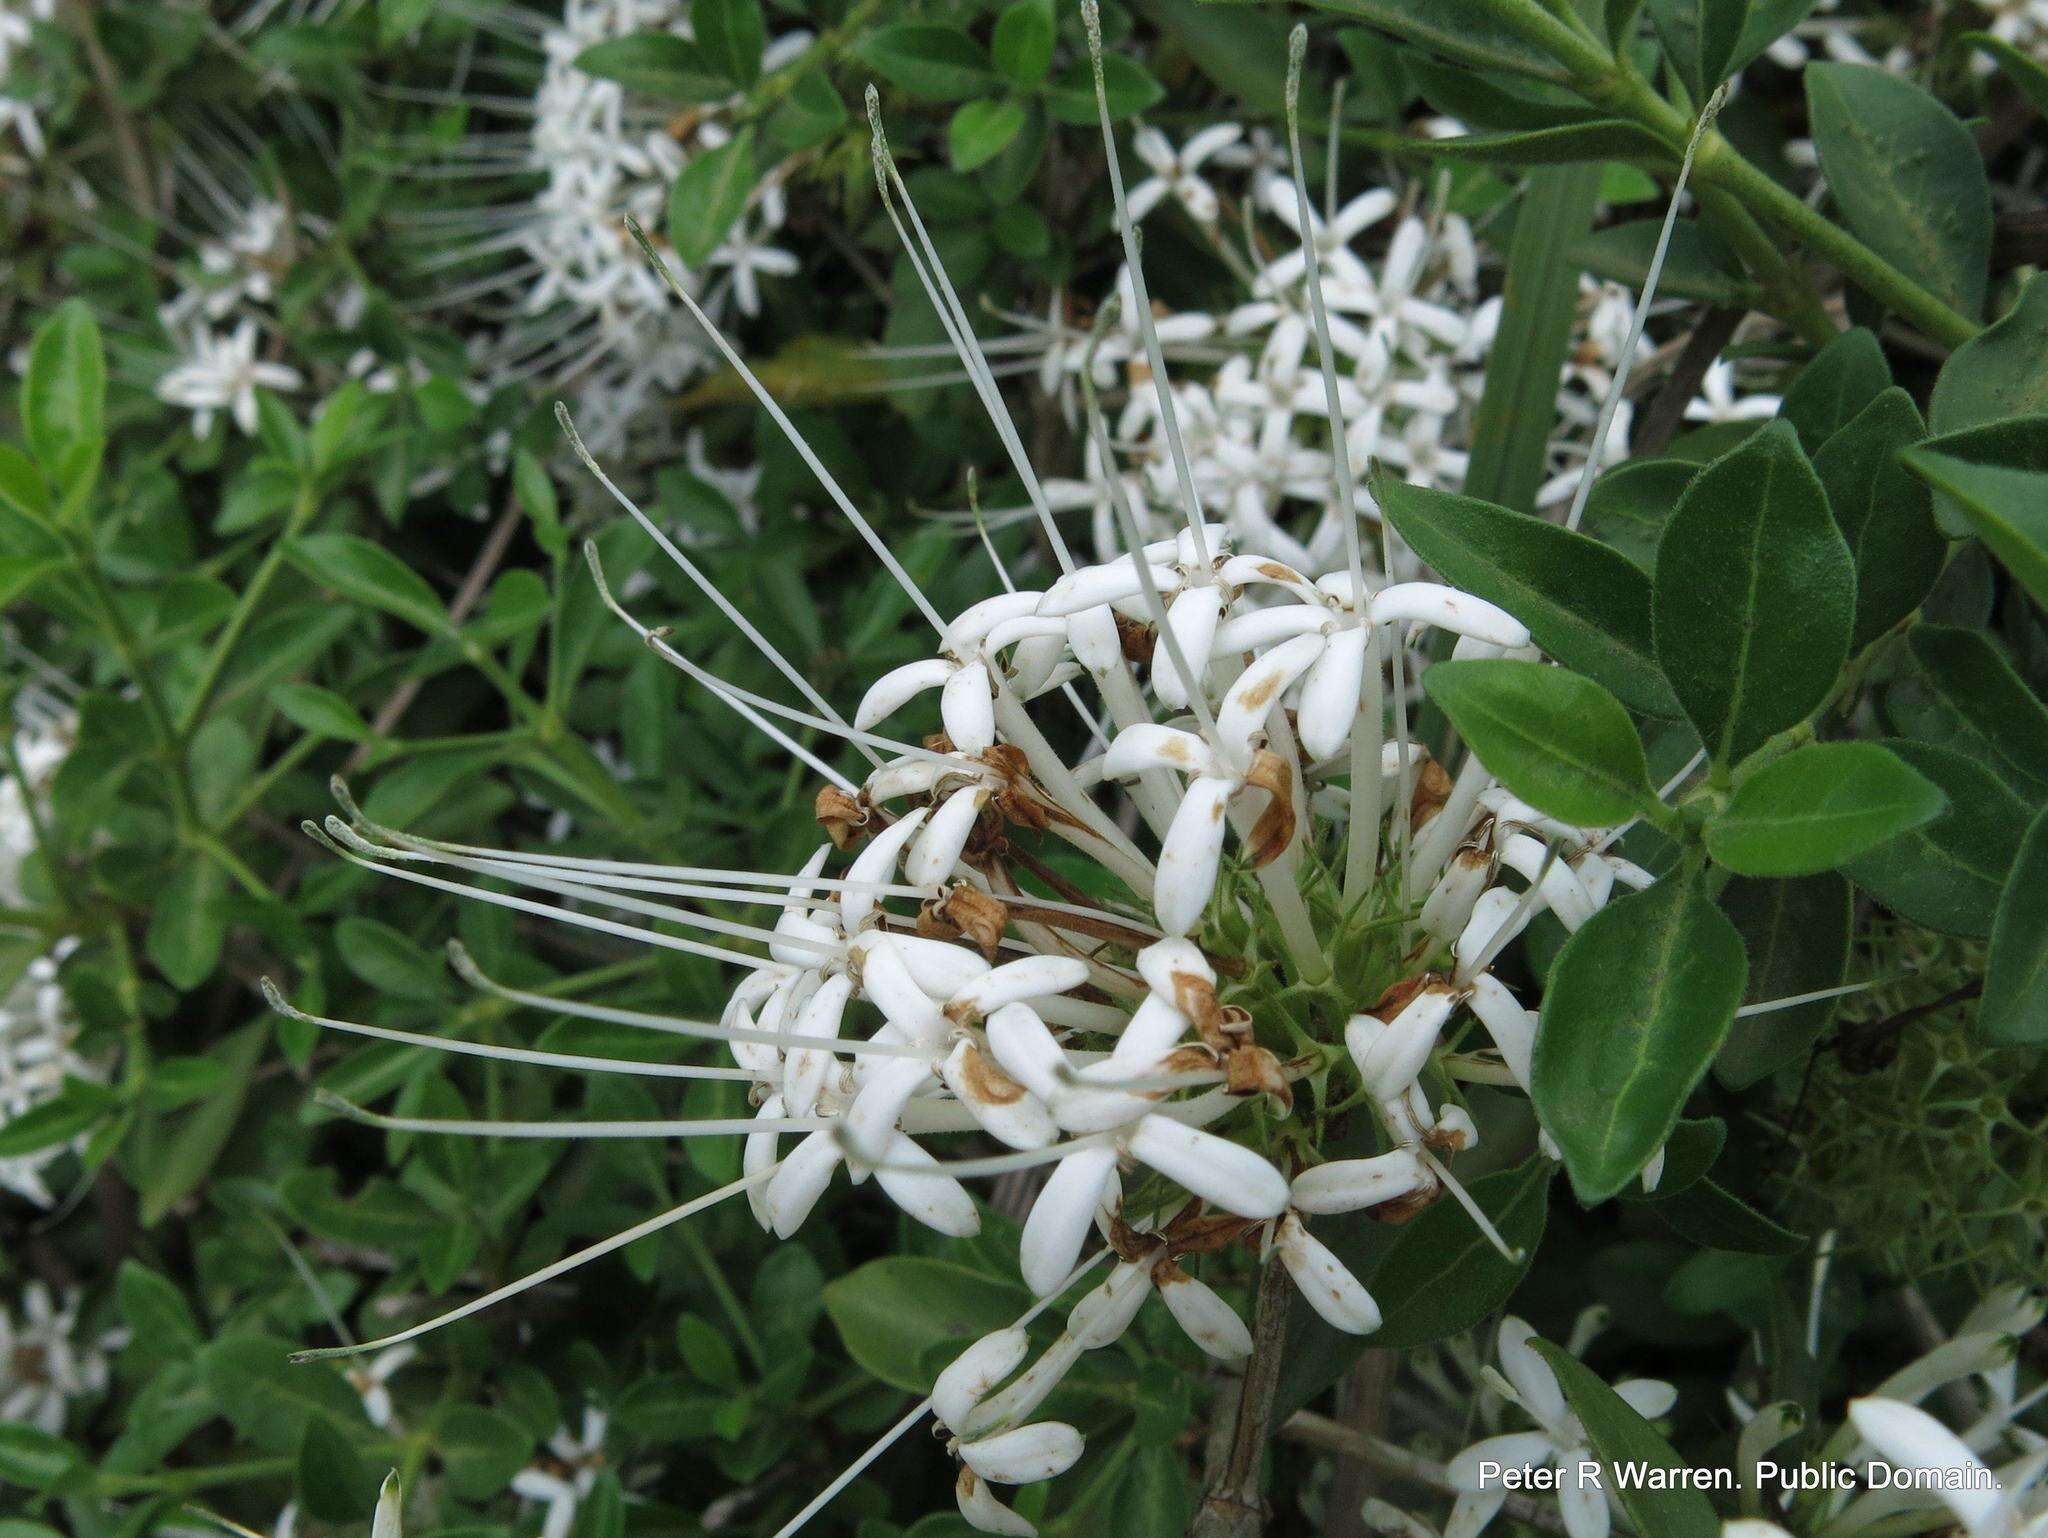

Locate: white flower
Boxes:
[512,1409,609,1538]
[155,319,304,437]
[1126,122,1243,225]
[0,1283,122,1433]
[1449,1317,1676,1538]
[0,948,97,1208]
[709,184,799,318]
[1686,359,1783,426]
[345,1343,417,1430]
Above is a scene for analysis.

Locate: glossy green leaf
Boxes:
[1842,740,2026,938]
[1981,802,2048,1045]
[1295,0,1572,79]
[1715,873,1850,1088]
[572,33,729,101]
[992,0,1055,85]
[1367,1156,1551,1347]
[1777,327,1889,454]
[1423,659,1658,827]
[1905,417,2048,608]
[667,130,757,266]
[1533,872,1747,1203]
[853,22,993,101]
[1532,1342,1718,1538]
[286,532,448,634]
[1650,1178,1805,1254]
[1647,0,1747,101]
[1806,64,1992,320]
[1653,421,1854,767]
[1931,274,2048,433]
[23,300,106,493]
[1898,625,2048,797]
[1706,743,1947,876]
[1380,480,1677,714]
[693,0,764,86]
[1813,388,1942,650]
[824,1258,1026,1392]
[949,99,1027,172]
[1420,121,1666,165]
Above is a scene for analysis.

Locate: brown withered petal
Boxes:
[1115,613,1156,666]
[1240,749,1297,869]
[1370,972,1439,1023]
[815,784,869,850]
[921,884,1009,961]
[1371,1179,1444,1225]
[1409,755,1453,833]
[1224,1044,1291,1109]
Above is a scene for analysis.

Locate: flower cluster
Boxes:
[0,1282,123,1434]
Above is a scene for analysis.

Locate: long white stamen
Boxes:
[1734,976,1891,1018]
[1455,839,1560,986]
[1345,626,1386,904]
[838,1130,1117,1180]
[1081,1,1210,569]
[290,1165,777,1362]
[318,1091,823,1139]
[1418,1145,1523,1263]
[621,218,947,635]
[557,405,883,768]
[867,94,1076,576]
[261,979,759,1082]
[1563,87,1726,533]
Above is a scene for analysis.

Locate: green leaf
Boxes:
[1706,743,1947,877]
[146,855,229,990]
[1777,327,1890,454]
[138,1021,267,1226]
[1529,1342,1720,1538]
[287,532,448,634]
[1423,659,1658,827]
[0,1077,112,1157]
[1647,0,1747,101]
[23,300,107,494]
[1651,1177,1805,1254]
[1905,417,2048,607]
[573,33,729,101]
[1367,1157,1551,1347]
[0,1427,80,1491]
[1981,802,2048,1045]
[1533,872,1748,1203]
[439,1406,535,1500]
[1932,274,2048,433]
[1575,219,1751,306]
[1464,165,1601,512]
[992,0,1055,85]
[297,1418,375,1523]
[1899,625,2048,797]
[1044,54,1164,122]
[1841,740,2025,938]
[1580,459,1697,571]
[1715,874,1850,1088]
[853,22,993,101]
[1294,0,1572,79]
[1805,63,1992,321]
[1813,388,1942,650]
[693,0,764,86]
[200,1334,369,1454]
[825,1258,1026,1392]
[949,99,1027,173]
[1729,0,1822,73]
[1966,31,2048,116]
[116,1261,203,1352]
[1419,122,1667,165]
[274,682,374,743]
[336,916,450,1002]
[1380,480,1677,715]
[1653,420,1854,766]
[667,130,757,266]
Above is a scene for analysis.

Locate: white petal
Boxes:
[842,808,929,930]
[956,1468,1036,1537]
[844,1055,932,1160]
[942,660,997,754]
[1067,1260,1154,1349]
[1215,633,1326,760]
[766,1129,842,1238]
[985,1002,1069,1103]
[907,785,989,887]
[859,938,950,1045]
[1289,1149,1430,1215]
[885,933,994,997]
[1496,1318,1568,1429]
[1297,626,1368,761]
[1275,1214,1381,1334]
[1211,604,1331,656]
[856,658,954,730]
[1102,723,1215,781]
[744,1094,785,1228]
[935,1328,1032,1431]
[1556,1464,1609,1538]
[1613,1379,1676,1420]
[1039,560,1180,617]
[1448,1430,1557,1490]
[1455,887,1531,977]
[1019,1144,1119,1296]
[1106,994,1188,1068]
[960,1422,1085,1486]
[1370,583,1529,648]
[1155,776,1235,936]
[1157,1267,1253,1361]
[1355,984,1456,1100]
[1847,1398,2001,1531]
[1135,936,1213,999]
[875,1133,981,1238]
[951,955,1091,1020]
[1154,587,1224,708]
[1127,1115,1288,1218]
[1465,972,1535,1089]
[939,1039,1058,1151]
[948,591,1044,654]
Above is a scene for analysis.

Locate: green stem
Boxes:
[677,1223,770,1374]
[178,485,321,743]
[96,1455,298,1496]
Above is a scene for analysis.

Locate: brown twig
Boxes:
[1831,980,1983,1073]
[1324,1352,1398,1538]
[1633,306,1744,457]
[1279,1412,1570,1533]
[1192,1257,1292,1538]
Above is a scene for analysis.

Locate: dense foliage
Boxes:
[2,2,2046,1538]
